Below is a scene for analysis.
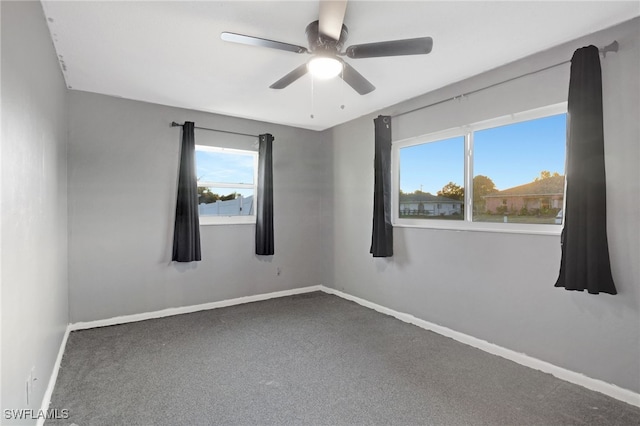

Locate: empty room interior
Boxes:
[2,0,640,424]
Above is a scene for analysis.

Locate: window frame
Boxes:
[195,144,259,226]
[392,102,567,235]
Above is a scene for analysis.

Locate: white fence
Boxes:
[198,195,254,216]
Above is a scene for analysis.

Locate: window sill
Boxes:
[199,216,256,226]
[393,220,562,236]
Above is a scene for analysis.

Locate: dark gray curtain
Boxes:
[555,46,616,294]
[370,115,393,257]
[172,122,201,262]
[256,133,274,255]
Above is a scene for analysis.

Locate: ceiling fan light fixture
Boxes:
[308,56,343,79]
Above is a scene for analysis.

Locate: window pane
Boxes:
[399,136,464,220]
[473,114,566,224]
[198,187,254,216]
[196,150,254,185]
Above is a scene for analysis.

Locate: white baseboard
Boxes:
[37,325,71,426]
[68,285,323,331]
[42,283,639,416]
[319,285,640,408]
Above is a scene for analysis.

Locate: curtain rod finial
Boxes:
[601,40,618,57]
[171,121,182,127]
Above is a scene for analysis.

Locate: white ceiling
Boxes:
[41,1,639,131]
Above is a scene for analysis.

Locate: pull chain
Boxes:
[310,75,315,119]
[340,67,345,111]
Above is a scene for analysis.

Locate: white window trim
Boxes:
[392,102,567,236]
[195,145,258,226]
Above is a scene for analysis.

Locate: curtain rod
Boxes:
[391,40,619,119]
[171,122,258,138]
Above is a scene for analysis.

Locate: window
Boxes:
[393,103,567,234]
[195,145,258,225]
[398,135,464,220]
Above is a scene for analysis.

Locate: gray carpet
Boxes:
[47,292,640,425]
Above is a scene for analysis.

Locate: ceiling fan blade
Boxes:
[270,63,309,89]
[318,0,348,40]
[221,32,308,54]
[340,62,375,95]
[346,37,433,59]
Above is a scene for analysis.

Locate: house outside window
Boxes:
[485,177,563,217]
[399,193,463,218]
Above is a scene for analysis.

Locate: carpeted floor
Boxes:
[47,292,640,425]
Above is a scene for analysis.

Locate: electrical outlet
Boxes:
[276,267,281,276]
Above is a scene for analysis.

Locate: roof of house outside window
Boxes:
[484,175,565,198]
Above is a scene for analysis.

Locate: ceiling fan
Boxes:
[220,0,433,95]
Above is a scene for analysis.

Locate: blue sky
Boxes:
[196,149,255,197]
[400,113,566,194]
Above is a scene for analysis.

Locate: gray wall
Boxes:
[1,0,69,419]
[67,92,331,323]
[327,18,640,393]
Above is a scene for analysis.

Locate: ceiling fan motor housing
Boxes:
[305,20,348,55]
[220,9,432,95]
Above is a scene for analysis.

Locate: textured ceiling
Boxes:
[41,1,639,131]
